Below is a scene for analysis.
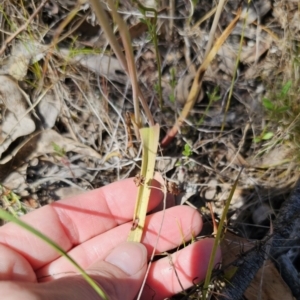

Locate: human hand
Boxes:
[0,177,221,300]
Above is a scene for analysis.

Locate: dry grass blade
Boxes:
[88,0,127,72]
[105,0,140,129]
[89,0,154,127]
[191,5,217,31]
[221,5,248,132]
[203,0,226,59]
[161,9,241,147]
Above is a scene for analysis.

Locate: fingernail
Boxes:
[105,242,147,276]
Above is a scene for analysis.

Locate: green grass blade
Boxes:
[127,124,160,242]
[201,167,243,300]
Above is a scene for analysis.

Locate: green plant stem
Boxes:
[127,124,160,242]
[133,0,163,108]
[201,167,243,300]
[198,90,219,126]
[0,209,109,300]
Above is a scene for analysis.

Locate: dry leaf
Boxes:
[226,147,249,167]
[255,143,293,167]
[37,91,61,129]
[204,179,218,200]
[175,74,204,106]
[0,129,101,166]
[0,75,35,157]
[60,49,127,84]
[221,140,249,167]
[2,169,27,193]
[54,186,85,199]
[0,41,46,80]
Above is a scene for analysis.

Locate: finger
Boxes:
[0,177,163,270]
[0,242,147,300]
[36,206,202,279]
[142,239,222,300]
[0,244,36,282]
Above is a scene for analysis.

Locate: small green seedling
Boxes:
[262,98,289,113]
[52,142,66,157]
[0,184,26,216]
[182,143,193,157]
[255,80,293,143]
[262,80,292,113]
[175,143,193,166]
[253,131,274,143]
[207,86,220,102]
[280,80,292,97]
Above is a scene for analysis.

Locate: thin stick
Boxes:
[203,0,226,59]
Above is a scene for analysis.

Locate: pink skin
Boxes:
[0,178,221,300]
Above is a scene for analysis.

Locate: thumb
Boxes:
[87,241,147,300]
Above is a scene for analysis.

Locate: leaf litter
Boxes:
[0,0,299,298]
